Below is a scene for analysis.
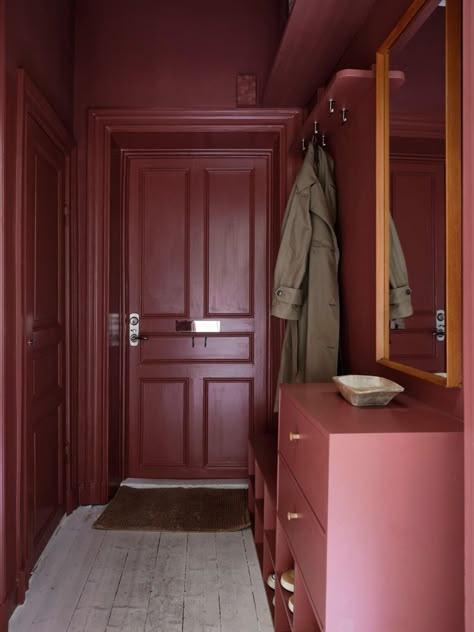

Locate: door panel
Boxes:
[204,379,252,469]
[25,116,66,570]
[389,159,445,372]
[140,168,190,317]
[127,155,268,478]
[139,379,188,467]
[140,334,253,363]
[206,169,253,316]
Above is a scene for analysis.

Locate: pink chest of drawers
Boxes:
[274,383,463,632]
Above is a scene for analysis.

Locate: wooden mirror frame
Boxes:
[375,0,462,387]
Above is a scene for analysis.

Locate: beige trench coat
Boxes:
[389,215,413,319]
[272,144,339,405]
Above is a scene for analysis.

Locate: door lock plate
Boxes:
[129,313,140,346]
[435,309,445,342]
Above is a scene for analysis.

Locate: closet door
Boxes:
[126,155,268,478]
[24,115,67,571]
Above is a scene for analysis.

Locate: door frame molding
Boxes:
[0,0,8,626]
[14,70,76,600]
[82,108,301,504]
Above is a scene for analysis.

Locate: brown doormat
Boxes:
[93,486,251,532]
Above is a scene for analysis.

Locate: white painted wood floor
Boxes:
[9,506,273,632]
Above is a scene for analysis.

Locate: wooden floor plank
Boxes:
[183,594,220,632]
[184,533,218,597]
[242,529,274,632]
[9,510,274,632]
[113,532,160,610]
[65,530,138,631]
[146,532,187,631]
[216,532,261,632]
[145,597,184,632]
[183,533,220,632]
[75,531,132,611]
[105,607,147,632]
[66,607,111,632]
[27,528,105,632]
[9,508,104,632]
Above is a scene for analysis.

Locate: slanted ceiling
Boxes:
[263,0,379,106]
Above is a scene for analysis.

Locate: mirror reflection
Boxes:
[388,3,446,376]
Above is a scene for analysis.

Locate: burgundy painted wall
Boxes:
[74,0,281,113]
[1,0,75,625]
[390,8,445,118]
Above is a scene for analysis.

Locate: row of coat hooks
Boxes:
[301,99,350,153]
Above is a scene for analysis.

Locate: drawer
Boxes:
[279,395,329,530]
[278,457,327,626]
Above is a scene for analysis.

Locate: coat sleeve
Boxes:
[389,214,414,319]
[271,186,312,321]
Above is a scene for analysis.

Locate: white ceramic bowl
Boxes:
[332,375,404,407]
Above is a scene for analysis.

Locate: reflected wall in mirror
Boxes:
[376,0,461,387]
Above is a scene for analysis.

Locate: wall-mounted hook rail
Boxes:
[296,68,405,156]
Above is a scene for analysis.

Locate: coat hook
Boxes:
[301,138,307,153]
[321,134,327,147]
[311,121,319,147]
[327,99,335,115]
[340,108,349,125]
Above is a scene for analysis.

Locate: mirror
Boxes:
[376,0,461,386]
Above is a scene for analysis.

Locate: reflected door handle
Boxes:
[27,338,35,346]
[130,334,148,342]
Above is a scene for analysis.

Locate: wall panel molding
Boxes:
[82,108,301,503]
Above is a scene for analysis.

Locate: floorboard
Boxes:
[8,506,273,632]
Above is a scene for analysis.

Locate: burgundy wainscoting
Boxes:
[79,109,301,504]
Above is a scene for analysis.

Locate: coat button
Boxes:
[406,289,411,295]
[276,289,283,297]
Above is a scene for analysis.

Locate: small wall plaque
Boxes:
[236,74,257,107]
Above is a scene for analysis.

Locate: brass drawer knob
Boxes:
[287,511,301,521]
[289,432,301,442]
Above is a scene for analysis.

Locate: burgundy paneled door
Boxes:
[127,155,269,478]
[24,114,67,570]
